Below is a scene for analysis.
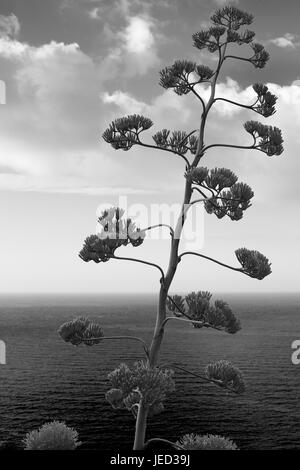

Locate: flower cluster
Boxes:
[58,317,104,346]
[185,166,209,185]
[205,167,238,190]
[188,167,254,221]
[235,247,272,280]
[226,28,255,45]
[211,6,254,30]
[152,129,199,155]
[205,182,254,221]
[159,60,214,95]
[106,361,175,417]
[250,42,270,68]
[205,360,245,394]
[193,7,255,52]
[193,7,269,69]
[193,26,226,52]
[167,291,241,334]
[252,83,277,117]
[176,433,238,450]
[79,207,145,263]
[102,114,153,151]
[244,120,283,156]
[23,421,81,450]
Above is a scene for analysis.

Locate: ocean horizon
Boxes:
[0,292,300,450]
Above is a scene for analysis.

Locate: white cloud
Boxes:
[0,14,20,38]
[269,33,297,48]
[213,0,239,6]
[88,6,101,19]
[102,88,192,125]
[123,16,155,53]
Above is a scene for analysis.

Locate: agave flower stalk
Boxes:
[59,5,283,451]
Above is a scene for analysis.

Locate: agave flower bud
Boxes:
[185,291,212,327]
[250,43,269,68]
[169,131,189,154]
[23,421,81,450]
[244,120,283,156]
[195,65,214,81]
[235,247,272,279]
[159,60,196,95]
[211,6,253,29]
[107,361,175,413]
[204,301,241,334]
[152,129,170,149]
[185,167,209,185]
[205,168,238,191]
[79,207,145,263]
[166,294,185,316]
[227,28,255,45]
[206,360,245,394]
[58,317,104,346]
[188,134,199,154]
[176,433,238,450]
[193,30,219,52]
[148,401,164,417]
[102,114,153,151]
[123,391,141,410]
[105,388,124,409]
[252,83,277,117]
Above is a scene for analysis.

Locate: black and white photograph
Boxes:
[0,0,299,459]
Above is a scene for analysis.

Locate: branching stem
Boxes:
[169,363,241,395]
[112,255,165,282]
[179,251,244,275]
[141,223,174,238]
[83,335,150,357]
[143,438,184,450]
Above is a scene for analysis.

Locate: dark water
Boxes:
[0,293,299,450]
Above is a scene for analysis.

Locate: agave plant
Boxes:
[58,4,282,451]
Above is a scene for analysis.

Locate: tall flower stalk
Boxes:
[59,6,283,451]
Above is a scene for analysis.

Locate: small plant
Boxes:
[23,421,81,450]
[176,433,238,450]
[59,5,283,450]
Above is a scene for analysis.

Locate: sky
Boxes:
[0,0,299,294]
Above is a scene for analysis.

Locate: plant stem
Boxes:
[133,401,148,450]
[113,255,165,281]
[133,40,228,451]
[144,438,183,450]
[179,251,244,275]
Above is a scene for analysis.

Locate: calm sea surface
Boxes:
[0,293,299,450]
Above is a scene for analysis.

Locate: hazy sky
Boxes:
[0,0,299,294]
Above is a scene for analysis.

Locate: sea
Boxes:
[0,293,299,451]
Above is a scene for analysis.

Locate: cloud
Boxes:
[100,15,161,76]
[213,0,239,6]
[123,16,155,54]
[269,33,298,48]
[101,88,192,126]
[0,14,20,38]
